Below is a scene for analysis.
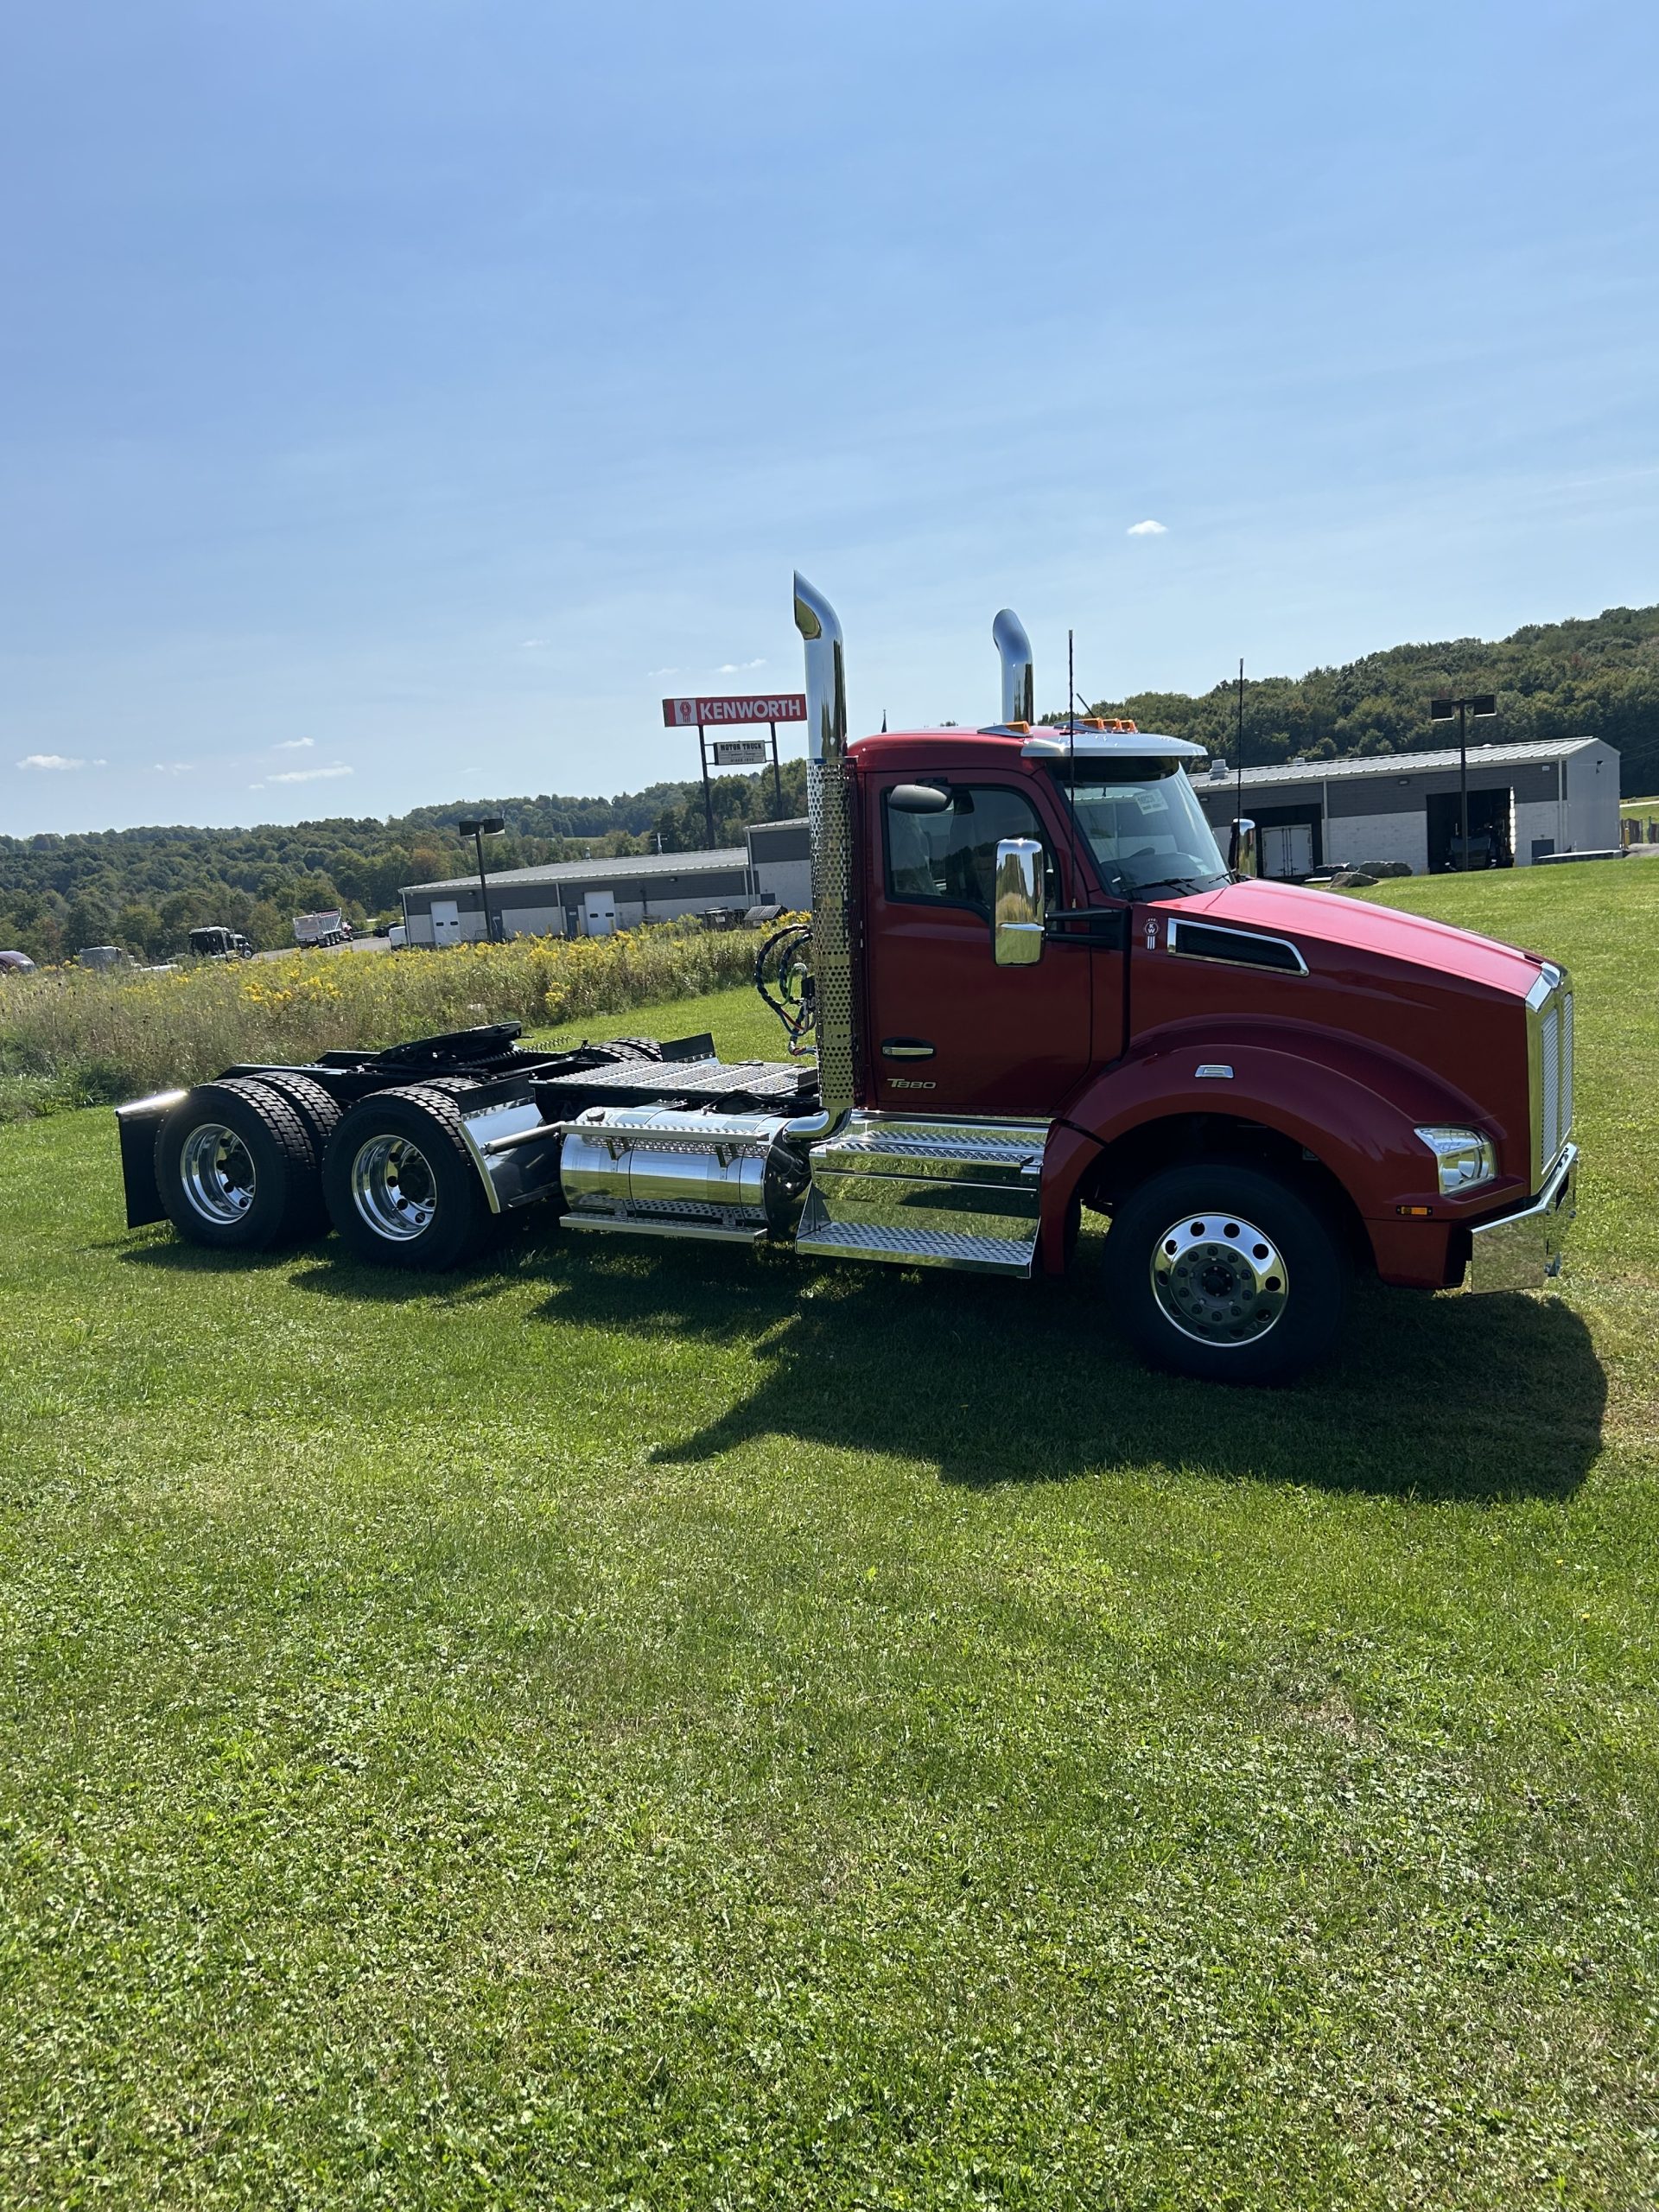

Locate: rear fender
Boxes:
[451,1094,564,1215]
[1040,1021,1525,1281]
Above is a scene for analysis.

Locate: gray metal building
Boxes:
[1191,736,1620,878]
[401,818,810,944]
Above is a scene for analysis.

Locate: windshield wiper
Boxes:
[1128,874,1217,899]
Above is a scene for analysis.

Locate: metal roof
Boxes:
[1192,735,1603,792]
[404,845,749,897]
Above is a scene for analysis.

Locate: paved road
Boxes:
[254,936,397,963]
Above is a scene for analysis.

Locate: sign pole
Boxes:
[769,720,782,815]
[697,721,716,850]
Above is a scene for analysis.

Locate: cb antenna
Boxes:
[1065,626,1086,911]
[1233,657,1245,875]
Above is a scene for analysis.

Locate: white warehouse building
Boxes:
[1191,736,1620,878]
[400,817,811,945]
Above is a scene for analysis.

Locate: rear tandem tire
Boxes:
[155,1078,326,1254]
[1101,1161,1348,1386]
[252,1073,344,1239]
[321,1085,493,1271]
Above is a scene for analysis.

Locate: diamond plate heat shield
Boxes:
[809,755,861,1121]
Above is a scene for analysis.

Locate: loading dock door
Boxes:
[1427,789,1515,872]
[430,899,462,946]
[582,890,617,938]
[1261,823,1314,880]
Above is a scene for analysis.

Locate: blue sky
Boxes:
[2,0,1655,836]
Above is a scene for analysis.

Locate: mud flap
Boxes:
[114,1090,188,1229]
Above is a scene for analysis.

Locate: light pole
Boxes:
[1428,694,1497,868]
[456,815,505,939]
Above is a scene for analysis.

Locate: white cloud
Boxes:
[715,658,766,673]
[17,753,85,770]
[648,666,678,677]
[273,736,314,752]
[152,761,191,774]
[1127,518,1168,536]
[519,638,545,650]
[264,763,355,786]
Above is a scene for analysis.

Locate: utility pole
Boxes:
[1428,695,1497,868]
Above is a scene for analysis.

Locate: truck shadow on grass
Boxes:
[511,1235,1605,1503]
[131,1227,1605,1501]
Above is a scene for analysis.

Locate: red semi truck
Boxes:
[114,578,1578,1382]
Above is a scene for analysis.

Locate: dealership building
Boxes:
[1190,735,1620,879]
[400,818,811,944]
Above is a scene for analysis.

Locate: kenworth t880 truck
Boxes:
[115,577,1579,1383]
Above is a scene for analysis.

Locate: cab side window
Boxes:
[884,785,1052,909]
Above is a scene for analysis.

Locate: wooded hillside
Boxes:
[1065,602,1659,791]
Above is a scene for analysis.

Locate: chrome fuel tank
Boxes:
[559,1107,806,1241]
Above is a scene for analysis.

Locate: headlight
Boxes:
[1414,1125,1497,1194]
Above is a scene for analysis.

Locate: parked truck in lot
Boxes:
[114,578,1579,1382]
[294,911,350,949]
[188,925,255,961]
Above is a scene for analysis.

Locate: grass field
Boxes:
[2,861,1656,2209]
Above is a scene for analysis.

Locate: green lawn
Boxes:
[2,863,1656,2209]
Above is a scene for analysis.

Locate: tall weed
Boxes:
[0,924,778,1118]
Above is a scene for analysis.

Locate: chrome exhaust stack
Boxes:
[792,574,860,1129]
[993,608,1034,726]
[527,572,855,1246]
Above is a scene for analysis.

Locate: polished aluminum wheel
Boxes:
[178,1122,257,1224]
[1150,1211,1288,1347]
[350,1134,437,1242]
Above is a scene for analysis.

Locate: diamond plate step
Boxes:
[792,1216,1037,1277]
[809,1112,1049,1187]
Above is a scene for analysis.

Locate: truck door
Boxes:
[865,775,1096,1116]
[430,900,461,947]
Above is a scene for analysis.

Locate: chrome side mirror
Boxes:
[1229,817,1258,877]
[993,837,1046,965]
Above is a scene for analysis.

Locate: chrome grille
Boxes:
[1528,969,1574,1184]
[1540,1001,1560,1166]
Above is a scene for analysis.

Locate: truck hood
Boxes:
[1172,876,1545,999]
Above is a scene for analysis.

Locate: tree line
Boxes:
[2,603,1653,963]
[0,770,809,965]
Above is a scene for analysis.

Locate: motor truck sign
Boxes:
[661,692,807,728]
[711,739,770,766]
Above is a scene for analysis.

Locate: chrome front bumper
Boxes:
[1466,1143,1579,1294]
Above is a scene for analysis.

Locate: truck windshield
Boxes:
[1049,761,1230,899]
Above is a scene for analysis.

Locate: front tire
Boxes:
[1102,1162,1347,1385]
[322,1086,493,1271]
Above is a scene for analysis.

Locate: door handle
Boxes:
[880,1039,935,1060]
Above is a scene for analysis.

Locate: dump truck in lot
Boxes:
[294,911,350,949]
[114,578,1578,1382]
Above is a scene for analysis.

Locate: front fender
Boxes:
[1039,1019,1529,1281]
